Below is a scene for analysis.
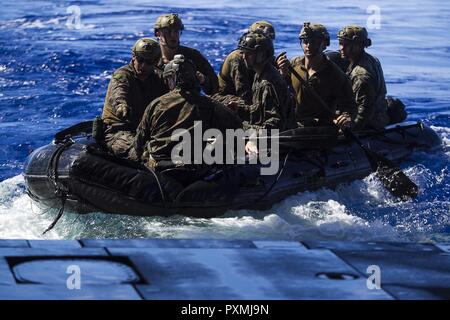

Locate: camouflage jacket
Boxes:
[156,45,219,95]
[102,63,168,132]
[238,63,297,133]
[218,49,255,104]
[134,89,242,164]
[346,52,389,130]
[288,54,356,126]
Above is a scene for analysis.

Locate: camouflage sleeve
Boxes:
[249,82,283,133]
[237,104,251,125]
[229,57,253,104]
[209,93,244,105]
[108,72,131,115]
[336,74,357,119]
[133,99,159,158]
[352,75,376,129]
[191,49,219,95]
[261,84,284,131]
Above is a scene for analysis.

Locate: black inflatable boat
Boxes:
[23,121,441,218]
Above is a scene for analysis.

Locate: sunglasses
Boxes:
[135,56,158,65]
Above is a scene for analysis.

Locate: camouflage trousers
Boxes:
[104,130,139,161]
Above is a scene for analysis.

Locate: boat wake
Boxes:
[1,125,448,241]
[2,156,447,242]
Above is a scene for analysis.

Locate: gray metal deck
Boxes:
[0,239,449,300]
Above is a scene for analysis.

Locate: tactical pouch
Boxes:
[386,96,407,125]
[92,116,105,141]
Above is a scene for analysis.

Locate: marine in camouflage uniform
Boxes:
[154,13,219,95]
[338,25,390,130]
[102,38,168,160]
[134,55,242,169]
[218,21,275,104]
[236,31,296,133]
[217,49,255,104]
[277,23,356,128]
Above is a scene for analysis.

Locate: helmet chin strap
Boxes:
[165,41,180,51]
[159,34,180,50]
[167,75,177,90]
[308,51,321,59]
[256,50,269,65]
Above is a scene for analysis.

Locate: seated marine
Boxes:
[277,22,356,129]
[326,48,407,128]
[217,20,276,104]
[235,31,297,154]
[153,13,219,95]
[133,55,242,169]
[101,38,168,160]
[338,25,390,130]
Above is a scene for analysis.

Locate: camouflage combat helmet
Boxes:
[238,31,274,64]
[299,22,330,46]
[337,25,372,47]
[132,38,161,62]
[154,13,184,35]
[163,54,198,89]
[249,20,275,40]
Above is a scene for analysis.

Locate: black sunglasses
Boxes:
[136,56,158,65]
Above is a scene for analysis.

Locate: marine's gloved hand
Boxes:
[276,53,290,77]
[227,101,239,112]
[245,140,259,156]
[173,54,185,64]
[333,113,352,131]
[116,104,129,120]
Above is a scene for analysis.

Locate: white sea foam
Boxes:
[0,173,408,241]
[0,176,59,239]
[430,126,450,158]
[17,17,96,30]
[0,122,448,241]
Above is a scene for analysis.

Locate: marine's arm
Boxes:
[336,74,358,124]
[352,75,376,130]
[277,55,297,93]
[108,72,132,120]
[230,57,253,104]
[260,84,284,130]
[192,49,219,95]
[133,99,159,158]
[247,83,283,132]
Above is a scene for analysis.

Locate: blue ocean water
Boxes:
[0,0,449,241]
